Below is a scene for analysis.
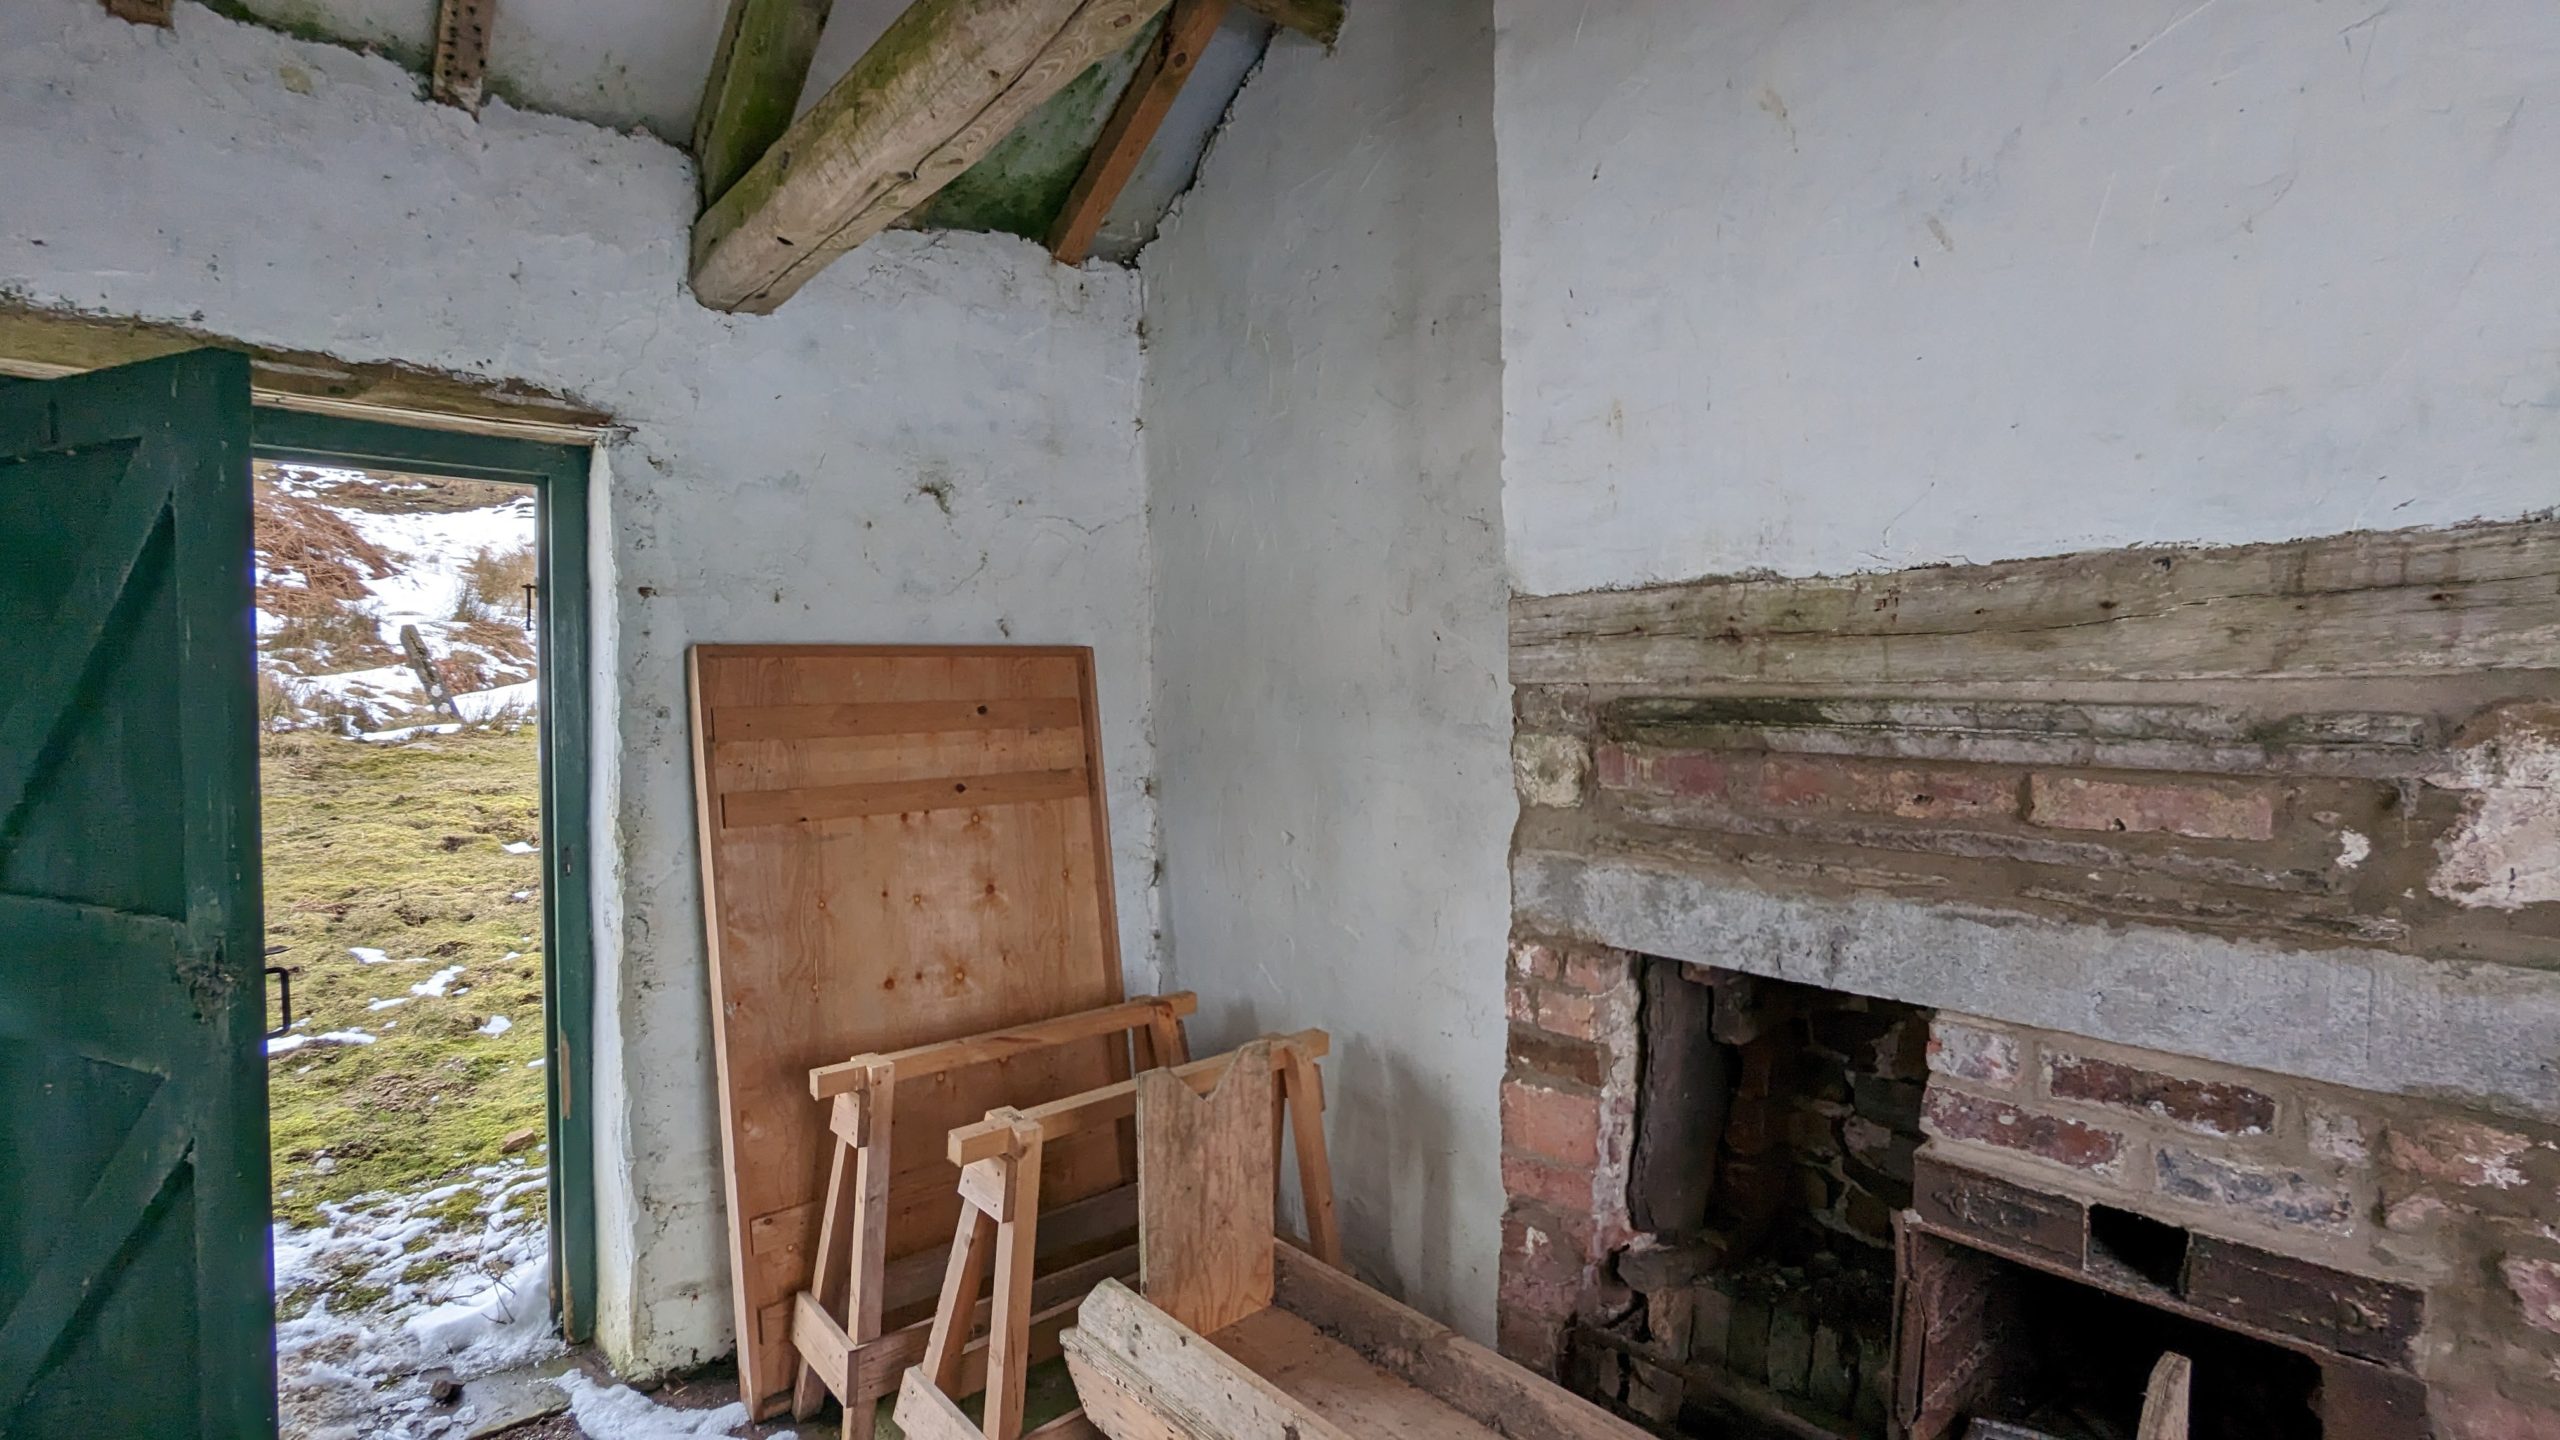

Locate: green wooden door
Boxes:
[0,352,274,1436]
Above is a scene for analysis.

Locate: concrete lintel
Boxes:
[1514,849,2560,1125]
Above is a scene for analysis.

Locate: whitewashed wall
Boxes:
[1141,0,1512,1340]
[0,0,1155,1376]
[1496,0,2560,593]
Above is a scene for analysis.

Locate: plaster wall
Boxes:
[1,0,1156,1376]
[1495,0,2560,594]
[1139,0,1512,1340]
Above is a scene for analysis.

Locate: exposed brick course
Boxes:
[2045,1051,2277,1136]
[1503,1078,1601,1169]
[1599,746,2019,823]
[2383,1117,2538,1193]
[1923,1087,2124,1172]
[1509,1022,1606,1089]
[1536,986,1602,1041]
[1503,1153,1595,1215]
[2155,1146,2353,1232]
[1557,943,1637,995]
[2024,772,2277,841]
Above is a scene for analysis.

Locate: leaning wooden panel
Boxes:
[690,643,1132,1418]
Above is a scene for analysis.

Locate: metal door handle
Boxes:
[266,966,293,1039]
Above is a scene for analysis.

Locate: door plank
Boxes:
[0,450,170,827]
[0,1085,191,1414]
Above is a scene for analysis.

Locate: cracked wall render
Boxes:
[1,0,1155,1377]
[1139,0,1511,1341]
[1494,0,2560,595]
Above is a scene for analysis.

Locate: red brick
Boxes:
[1537,988,1602,1041]
[1559,946,1635,994]
[1503,1206,1598,1297]
[1923,1086,2123,1172]
[1600,746,2016,823]
[1507,977,1538,1025]
[2507,1256,2560,1335]
[1511,938,1564,981]
[2025,773,2276,841]
[1496,1310,1564,1378]
[2383,1118,2537,1191]
[2379,1117,2555,1222]
[1503,1153,1594,1214]
[1504,1079,1601,1169]
[2045,1052,2276,1137]
[1510,1023,1606,1089]
[2154,1146,2352,1232]
[1927,1019,2022,1088]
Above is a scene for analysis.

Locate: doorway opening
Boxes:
[247,412,592,1438]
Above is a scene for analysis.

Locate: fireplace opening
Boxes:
[1593,964,1934,1438]
[1554,958,2430,1440]
[1902,1226,2324,1440]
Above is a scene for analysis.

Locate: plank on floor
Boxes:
[1208,1307,1507,1440]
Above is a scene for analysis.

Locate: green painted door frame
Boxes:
[249,410,599,1343]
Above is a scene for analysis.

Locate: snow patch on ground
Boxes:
[556,1373,785,1440]
[274,1161,561,1439]
[457,679,540,722]
[478,1015,514,1036]
[412,965,466,998]
[270,1030,378,1056]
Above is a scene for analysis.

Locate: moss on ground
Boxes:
[262,724,548,1226]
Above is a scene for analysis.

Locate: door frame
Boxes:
[248,409,598,1343]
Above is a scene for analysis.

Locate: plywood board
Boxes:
[1136,1041,1275,1335]
[691,644,1131,1416]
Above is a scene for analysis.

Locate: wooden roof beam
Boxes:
[1238,0,1341,46]
[1046,0,1229,265]
[690,0,1173,314]
[431,0,497,112]
[693,0,838,206]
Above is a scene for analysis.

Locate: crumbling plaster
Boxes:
[1139,0,1513,1342]
[2,0,1156,1377]
[1494,0,2560,595]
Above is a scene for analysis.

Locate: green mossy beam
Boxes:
[690,0,1174,314]
[693,0,838,206]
